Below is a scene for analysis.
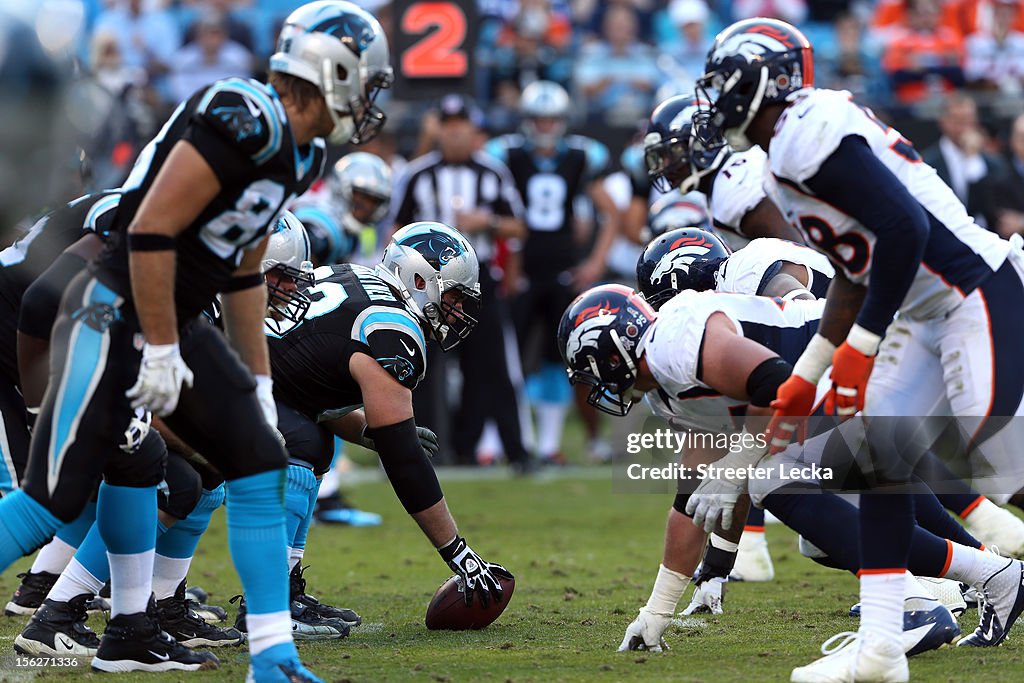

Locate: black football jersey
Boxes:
[0,191,121,385]
[267,263,428,422]
[94,77,326,324]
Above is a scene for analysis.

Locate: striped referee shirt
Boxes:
[391,150,524,263]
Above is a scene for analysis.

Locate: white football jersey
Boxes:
[717,238,835,298]
[709,146,769,235]
[767,88,1010,321]
[643,290,824,433]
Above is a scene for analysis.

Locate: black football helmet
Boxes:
[644,94,731,194]
[698,18,813,151]
[557,284,657,416]
[636,228,732,310]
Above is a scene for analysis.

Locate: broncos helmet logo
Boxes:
[650,237,715,284]
[211,105,264,141]
[565,301,619,367]
[307,11,375,55]
[403,229,465,269]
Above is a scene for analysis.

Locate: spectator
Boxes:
[93,0,180,80]
[922,94,1002,229]
[732,0,808,25]
[168,12,252,104]
[391,95,531,470]
[964,0,1024,92]
[881,0,964,104]
[659,0,713,85]
[943,0,1024,37]
[483,0,573,104]
[575,4,660,126]
[818,13,883,100]
[992,113,1024,237]
[576,0,659,45]
[184,0,255,53]
[89,30,147,96]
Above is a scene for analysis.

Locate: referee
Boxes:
[391,95,530,469]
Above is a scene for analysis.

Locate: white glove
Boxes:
[685,433,768,533]
[126,343,194,416]
[618,608,671,652]
[681,577,726,615]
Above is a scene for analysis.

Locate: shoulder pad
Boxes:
[352,305,427,389]
[710,148,767,232]
[483,135,515,163]
[83,193,122,238]
[195,78,284,165]
[769,89,863,184]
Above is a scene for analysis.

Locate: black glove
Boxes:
[438,535,513,607]
[361,424,439,457]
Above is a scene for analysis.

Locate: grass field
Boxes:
[1,468,1022,682]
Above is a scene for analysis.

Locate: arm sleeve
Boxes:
[803,135,929,336]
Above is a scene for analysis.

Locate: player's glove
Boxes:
[618,608,671,652]
[681,576,726,615]
[438,535,513,607]
[360,424,439,457]
[126,343,194,416]
[767,333,835,454]
[686,433,767,534]
[825,325,880,419]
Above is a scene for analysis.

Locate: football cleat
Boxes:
[914,576,968,617]
[5,570,59,616]
[183,584,228,622]
[791,630,908,683]
[901,603,960,656]
[156,581,243,648]
[13,594,100,657]
[958,557,1024,647]
[964,499,1024,558]
[91,600,220,672]
[290,565,362,627]
[232,593,350,641]
[730,529,774,582]
[314,492,382,526]
[247,643,323,683]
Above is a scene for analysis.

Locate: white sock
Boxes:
[247,610,292,656]
[536,403,568,457]
[108,550,155,617]
[644,564,691,615]
[152,554,192,601]
[48,558,104,603]
[30,538,78,575]
[859,571,905,642]
[943,540,1011,586]
[318,466,341,500]
[289,547,303,571]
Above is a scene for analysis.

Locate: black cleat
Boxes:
[290,564,361,627]
[156,581,243,648]
[91,600,220,672]
[232,592,350,642]
[14,594,100,657]
[5,571,59,616]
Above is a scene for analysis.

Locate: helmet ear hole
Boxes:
[414,273,426,290]
[336,64,348,81]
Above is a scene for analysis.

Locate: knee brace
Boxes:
[158,453,203,520]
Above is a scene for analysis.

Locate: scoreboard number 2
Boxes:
[400,1,469,79]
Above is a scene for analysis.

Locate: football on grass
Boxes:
[424,574,515,630]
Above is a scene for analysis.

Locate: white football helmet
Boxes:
[263,210,315,333]
[270,1,393,145]
[328,151,392,235]
[375,222,481,351]
[520,80,570,149]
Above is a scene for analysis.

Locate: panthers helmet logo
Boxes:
[307,12,375,55]
[404,229,466,269]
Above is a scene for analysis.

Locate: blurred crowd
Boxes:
[22,0,1024,467]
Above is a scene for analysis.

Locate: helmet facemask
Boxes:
[567,331,641,417]
[432,281,481,351]
[265,262,315,336]
[644,129,692,194]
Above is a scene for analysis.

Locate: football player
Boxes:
[0,2,391,679]
[558,285,1023,661]
[259,221,512,617]
[485,80,620,464]
[700,17,1024,679]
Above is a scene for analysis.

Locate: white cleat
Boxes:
[791,630,908,683]
[957,557,1024,647]
[731,529,774,582]
[964,499,1024,558]
[914,576,967,617]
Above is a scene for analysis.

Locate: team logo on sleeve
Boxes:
[377,356,416,382]
[211,103,264,141]
[650,235,716,284]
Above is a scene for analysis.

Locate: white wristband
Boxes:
[645,564,691,616]
[845,323,882,357]
[792,333,836,384]
[255,374,273,392]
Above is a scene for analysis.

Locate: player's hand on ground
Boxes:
[681,576,726,615]
[439,536,512,606]
[767,374,817,454]
[825,341,875,418]
[126,342,194,416]
[618,608,671,652]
